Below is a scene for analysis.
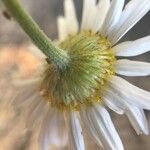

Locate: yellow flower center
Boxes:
[41,31,116,111]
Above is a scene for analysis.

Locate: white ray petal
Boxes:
[109,0,150,44]
[80,109,103,148]
[68,112,85,150]
[39,108,67,150]
[113,36,150,57]
[12,82,38,105]
[92,0,110,32]
[125,104,149,135]
[81,0,97,30]
[100,0,125,36]
[26,100,47,128]
[82,105,124,150]
[115,59,150,76]
[39,110,52,150]
[110,76,150,110]
[57,16,67,41]
[103,91,124,114]
[24,96,43,118]
[104,88,149,134]
[17,93,41,122]
[64,0,79,34]
[18,92,40,108]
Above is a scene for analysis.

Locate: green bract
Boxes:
[41,31,116,110]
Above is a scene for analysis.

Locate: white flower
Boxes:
[11,0,150,150]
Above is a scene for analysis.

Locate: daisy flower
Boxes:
[2,0,150,150]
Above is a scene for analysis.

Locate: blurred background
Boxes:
[0,0,150,150]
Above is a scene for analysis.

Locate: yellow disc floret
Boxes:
[41,31,116,111]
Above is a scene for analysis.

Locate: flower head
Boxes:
[41,31,116,110]
[6,0,150,150]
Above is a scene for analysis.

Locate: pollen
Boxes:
[40,31,116,111]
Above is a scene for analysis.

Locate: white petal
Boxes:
[92,0,110,32]
[39,110,51,150]
[68,112,85,150]
[81,105,124,150]
[26,100,47,128]
[81,0,97,30]
[57,16,68,41]
[18,92,40,108]
[103,91,124,114]
[12,89,31,106]
[109,0,150,44]
[115,59,150,76]
[39,108,67,150]
[100,0,125,36]
[125,104,149,135]
[24,95,43,116]
[64,0,79,34]
[104,88,149,134]
[110,76,150,110]
[80,109,103,148]
[113,36,150,57]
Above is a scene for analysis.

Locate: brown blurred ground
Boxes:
[0,0,150,150]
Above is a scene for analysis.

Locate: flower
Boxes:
[10,0,150,150]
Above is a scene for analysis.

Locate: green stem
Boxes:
[2,0,69,68]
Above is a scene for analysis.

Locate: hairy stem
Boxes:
[2,0,69,68]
